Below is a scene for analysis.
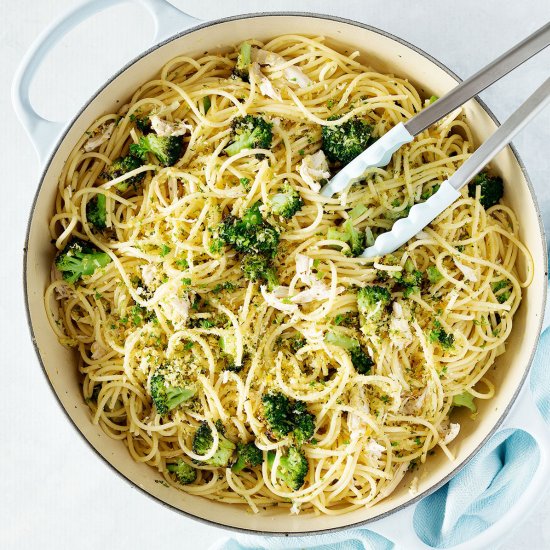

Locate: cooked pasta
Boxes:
[45,35,532,515]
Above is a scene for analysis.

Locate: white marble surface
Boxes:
[2,1,549,548]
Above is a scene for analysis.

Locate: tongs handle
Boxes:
[405,22,550,136]
[449,76,550,190]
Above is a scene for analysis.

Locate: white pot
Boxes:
[14,1,548,546]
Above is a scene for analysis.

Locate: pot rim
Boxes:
[22,10,548,537]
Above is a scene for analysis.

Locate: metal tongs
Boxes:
[320,22,550,258]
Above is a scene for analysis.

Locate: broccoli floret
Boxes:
[427,265,443,283]
[321,115,375,164]
[241,201,263,227]
[106,154,144,192]
[262,391,315,444]
[150,372,196,415]
[270,182,303,219]
[130,133,184,167]
[216,202,280,258]
[292,401,315,445]
[492,279,511,303]
[350,347,374,375]
[224,115,273,157]
[289,334,306,352]
[55,238,111,284]
[399,258,422,297]
[267,446,309,490]
[192,420,236,467]
[452,391,477,413]
[232,442,263,472]
[86,193,107,229]
[219,334,244,372]
[129,113,151,133]
[429,321,455,350]
[324,331,374,374]
[233,42,252,81]
[357,285,392,335]
[324,330,360,351]
[240,254,279,289]
[166,458,197,485]
[262,391,295,439]
[327,219,365,257]
[468,172,504,209]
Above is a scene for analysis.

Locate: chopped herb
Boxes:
[429,325,455,349]
[160,244,171,257]
[213,281,236,294]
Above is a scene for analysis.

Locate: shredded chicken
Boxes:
[291,283,343,304]
[439,421,461,445]
[295,254,314,285]
[159,293,191,328]
[54,283,72,300]
[83,122,114,152]
[150,115,192,137]
[260,280,344,310]
[365,439,386,459]
[454,259,478,282]
[91,341,108,360]
[299,150,330,192]
[250,62,281,101]
[251,47,311,88]
[140,264,158,288]
[389,302,413,350]
[282,65,311,88]
[347,385,370,436]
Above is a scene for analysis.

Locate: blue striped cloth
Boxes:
[212,275,550,550]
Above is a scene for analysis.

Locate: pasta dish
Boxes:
[45,35,532,515]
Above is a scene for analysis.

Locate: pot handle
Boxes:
[12,0,200,164]
[365,382,550,550]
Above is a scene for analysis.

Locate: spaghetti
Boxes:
[45,35,532,515]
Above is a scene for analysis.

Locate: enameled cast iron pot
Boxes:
[14,0,549,547]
